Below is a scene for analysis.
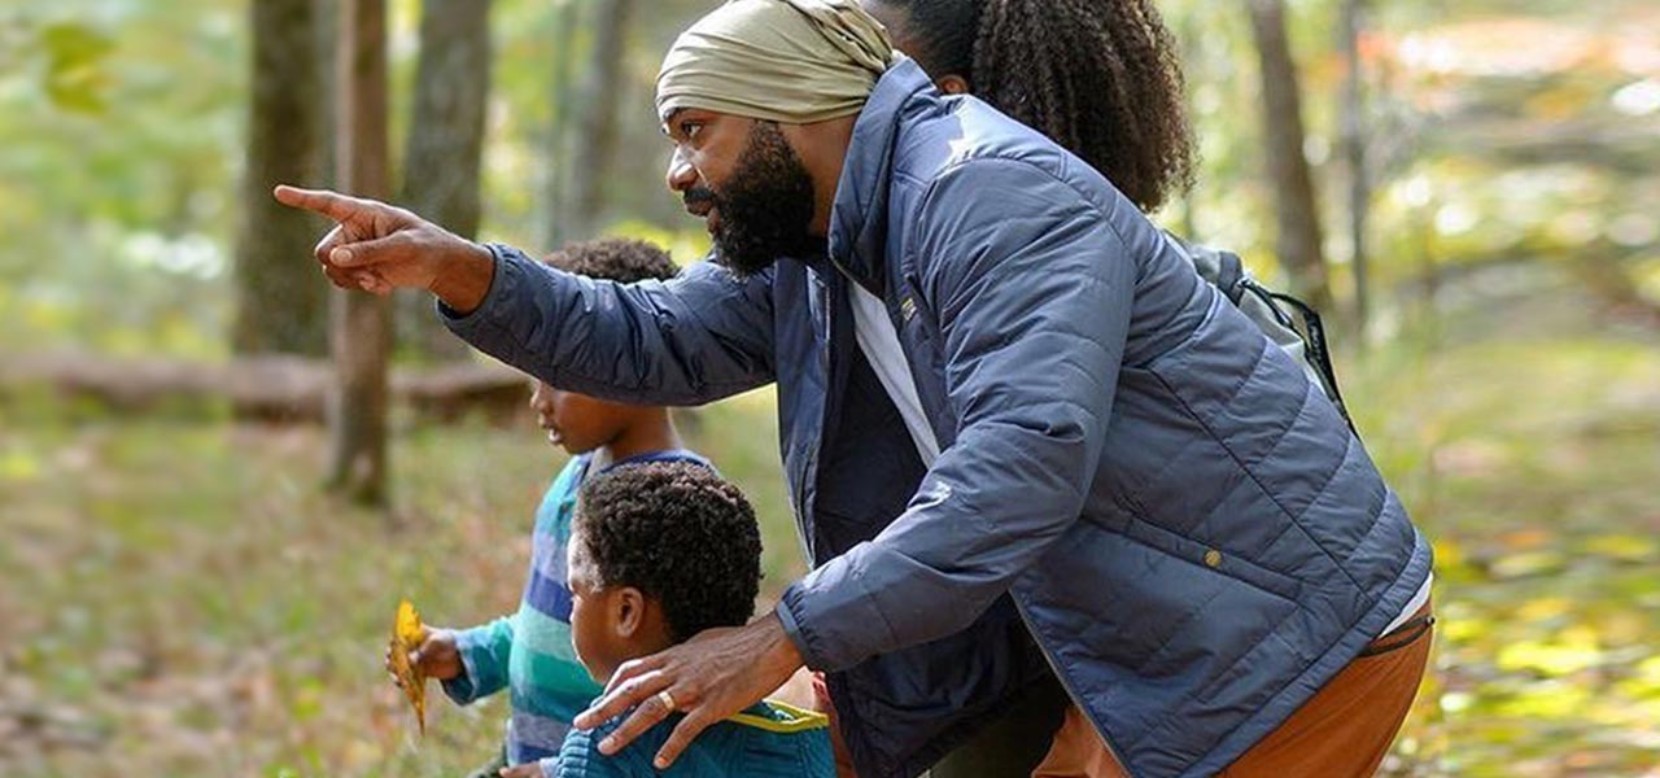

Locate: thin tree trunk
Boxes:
[539,0,585,249]
[563,0,636,241]
[327,0,393,507]
[1411,193,1439,343]
[396,0,493,361]
[232,0,326,356]
[1246,0,1333,313]
[313,0,338,188]
[1338,0,1370,341]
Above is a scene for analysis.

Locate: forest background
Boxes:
[3,0,1658,775]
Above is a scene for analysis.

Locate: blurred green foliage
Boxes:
[1,1,242,357]
[3,0,1658,774]
[4,0,1654,352]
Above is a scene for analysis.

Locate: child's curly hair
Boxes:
[543,238,678,284]
[574,461,761,643]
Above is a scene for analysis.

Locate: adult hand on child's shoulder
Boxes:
[384,626,464,685]
[572,613,804,770]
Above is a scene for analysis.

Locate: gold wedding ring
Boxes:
[656,689,677,712]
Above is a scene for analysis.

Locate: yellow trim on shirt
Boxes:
[726,700,830,734]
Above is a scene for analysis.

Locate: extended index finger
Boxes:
[273,184,372,223]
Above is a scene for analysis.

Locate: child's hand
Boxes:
[497,763,543,778]
[384,626,463,684]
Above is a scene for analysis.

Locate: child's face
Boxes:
[529,381,635,455]
[566,529,627,683]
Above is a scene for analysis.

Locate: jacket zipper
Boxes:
[823,255,1124,774]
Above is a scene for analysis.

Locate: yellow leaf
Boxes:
[389,599,427,734]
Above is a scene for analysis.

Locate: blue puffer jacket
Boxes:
[444,60,1431,778]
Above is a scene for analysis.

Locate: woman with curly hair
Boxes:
[862,0,1195,215]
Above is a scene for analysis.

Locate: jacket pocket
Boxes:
[1122,517,1303,602]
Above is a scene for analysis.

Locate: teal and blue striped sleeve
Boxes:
[443,615,515,704]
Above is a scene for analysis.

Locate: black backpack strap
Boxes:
[1244,282,1358,436]
[1215,251,1247,306]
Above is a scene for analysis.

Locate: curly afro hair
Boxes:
[542,238,679,284]
[573,461,762,643]
[872,0,1195,213]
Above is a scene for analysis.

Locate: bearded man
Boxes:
[275,2,1433,776]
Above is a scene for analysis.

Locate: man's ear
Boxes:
[614,587,647,639]
[936,74,970,95]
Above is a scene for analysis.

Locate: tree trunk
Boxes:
[313,0,338,188]
[538,0,585,250]
[1338,0,1371,341]
[1246,0,1333,313]
[232,0,326,356]
[396,0,493,361]
[563,0,635,241]
[327,0,393,507]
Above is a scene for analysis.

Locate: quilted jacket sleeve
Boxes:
[442,245,777,406]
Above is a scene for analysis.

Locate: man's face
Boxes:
[664,109,820,277]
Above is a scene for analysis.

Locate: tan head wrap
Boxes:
[656,0,898,124]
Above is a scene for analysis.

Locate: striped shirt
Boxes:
[443,449,712,774]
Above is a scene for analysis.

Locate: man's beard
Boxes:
[689,121,820,277]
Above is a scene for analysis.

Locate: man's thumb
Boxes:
[328,233,406,267]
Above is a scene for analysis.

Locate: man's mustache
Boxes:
[683,187,717,210]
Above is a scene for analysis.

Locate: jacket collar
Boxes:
[821,58,935,296]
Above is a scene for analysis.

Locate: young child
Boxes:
[558,461,833,777]
[392,239,707,778]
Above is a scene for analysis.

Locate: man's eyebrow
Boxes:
[660,108,685,137]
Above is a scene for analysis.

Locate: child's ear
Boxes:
[936,74,970,95]
[614,587,647,639]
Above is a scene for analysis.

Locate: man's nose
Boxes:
[665,148,698,193]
